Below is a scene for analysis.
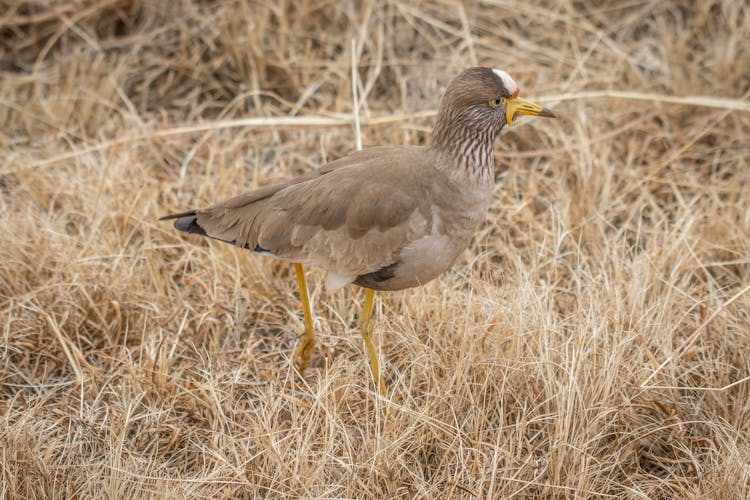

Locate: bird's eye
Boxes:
[489,98,503,108]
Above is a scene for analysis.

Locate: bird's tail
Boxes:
[159,211,207,237]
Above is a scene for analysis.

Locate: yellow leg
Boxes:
[292,263,315,373]
[359,288,386,398]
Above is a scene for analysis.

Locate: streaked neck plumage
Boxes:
[429,103,503,180]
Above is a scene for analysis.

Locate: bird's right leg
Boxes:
[359,288,386,398]
[292,263,315,373]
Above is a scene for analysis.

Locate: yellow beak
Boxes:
[503,96,556,125]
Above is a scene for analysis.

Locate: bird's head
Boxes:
[432,67,555,158]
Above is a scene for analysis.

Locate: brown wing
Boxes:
[165,146,445,277]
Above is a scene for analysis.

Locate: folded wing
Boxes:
[164,146,445,279]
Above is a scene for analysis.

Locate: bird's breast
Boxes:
[354,201,490,292]
[435,193,490,239]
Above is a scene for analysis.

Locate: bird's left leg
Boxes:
[292,263,315,373]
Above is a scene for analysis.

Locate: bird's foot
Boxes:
[292,334,315,374]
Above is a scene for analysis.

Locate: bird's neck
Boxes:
[429,110,501,181]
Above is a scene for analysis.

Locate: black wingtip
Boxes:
[173,214,207,236]
[159,210,196,221]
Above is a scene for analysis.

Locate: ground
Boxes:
[2,1,750,498]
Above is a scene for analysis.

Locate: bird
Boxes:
[161,67,555,399]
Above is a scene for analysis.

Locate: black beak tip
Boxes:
[540,107,556,119]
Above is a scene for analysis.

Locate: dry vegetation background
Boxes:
[2,0,750,498]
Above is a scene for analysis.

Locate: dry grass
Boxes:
[2,0,750,497]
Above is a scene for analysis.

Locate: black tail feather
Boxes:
[161,211,271,254]
[172,214,207,236]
